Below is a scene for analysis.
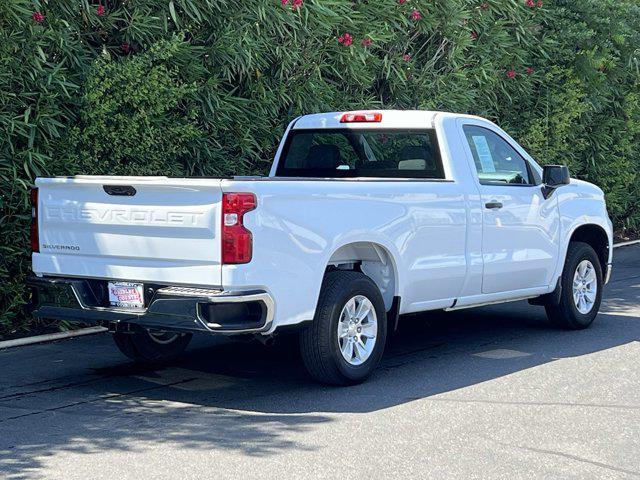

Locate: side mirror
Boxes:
[542,165,570,199]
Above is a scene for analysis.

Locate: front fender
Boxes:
[551,181,613,283]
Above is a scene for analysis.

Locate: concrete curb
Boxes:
[0,326,107,350]
[613,239,640,249]
[1,239,638,350]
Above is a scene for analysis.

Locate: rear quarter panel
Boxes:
[221,178,470,331]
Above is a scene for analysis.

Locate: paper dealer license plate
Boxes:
[108,282,144,309]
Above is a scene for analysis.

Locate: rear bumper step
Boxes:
[27,275,274,334]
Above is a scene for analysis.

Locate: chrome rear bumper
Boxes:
[27,275,274,335]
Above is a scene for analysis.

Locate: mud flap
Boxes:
[387,296,401,332]
[528,279,562,307]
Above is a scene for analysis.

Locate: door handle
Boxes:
[485,201,503,210]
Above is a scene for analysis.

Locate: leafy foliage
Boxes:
[65,38,202,176]
[1,0,639,337]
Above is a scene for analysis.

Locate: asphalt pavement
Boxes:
[1,245,639,479]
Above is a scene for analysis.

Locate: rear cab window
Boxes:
[276,129,445,179]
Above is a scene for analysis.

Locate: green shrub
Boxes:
[64,38,202,176]
[1,0,638,338]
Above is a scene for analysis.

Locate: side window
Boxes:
[462,125,533,185]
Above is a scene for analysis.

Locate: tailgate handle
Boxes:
[103,185,137,196]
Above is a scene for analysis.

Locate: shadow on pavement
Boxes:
[0,247,638,478]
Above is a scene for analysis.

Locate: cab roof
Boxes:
[292,110,447,130]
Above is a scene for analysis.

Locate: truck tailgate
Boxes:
[33,177,223,287]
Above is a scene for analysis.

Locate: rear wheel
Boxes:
[545,241,603,329]
[113,326,192,363]
[300,270,387,385]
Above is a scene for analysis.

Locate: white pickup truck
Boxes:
[29,110,613,385]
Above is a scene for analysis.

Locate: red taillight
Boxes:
[340,112,382,123]
[30,187,39,253]
[221,192,256,264]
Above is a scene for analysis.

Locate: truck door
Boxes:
[458,123,560,294]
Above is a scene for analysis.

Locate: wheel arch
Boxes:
[567,224,610,276]
[326,241,400,312]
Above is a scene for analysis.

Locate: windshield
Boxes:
[276,129,445,179]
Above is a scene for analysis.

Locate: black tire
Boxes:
[545,241,603,329]
[112,326,192,363]
[299,270,387,386]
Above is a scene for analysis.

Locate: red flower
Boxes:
[480,2,489,10]
[361,37,372,47]
[411,9,422,20]
[525,0,535,6]
[281,0,289,5]
[399,0,407,4]
[32,11,44,23]
[121,42,131,53]
[338,33,353,46]
[403,54,412,61]
[292,0,302,9]
[526,67,534,75]
[96,5,105,15]
[536,0,542,7]
[471,31,478,40]
[506,70,516,78]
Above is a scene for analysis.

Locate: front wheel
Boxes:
[545,241,603,329]
[299,270,387,385]
[113,326,192,363]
